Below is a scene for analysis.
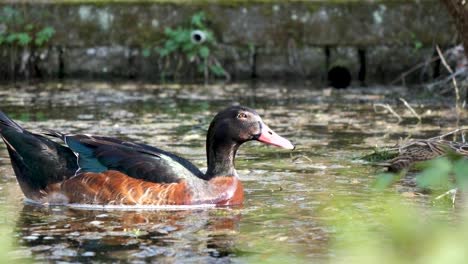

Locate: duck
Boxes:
[0,106,294,206]
[380,139,468,172]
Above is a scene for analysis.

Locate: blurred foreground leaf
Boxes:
[330,194,468,264]
[373,173,399,190]
[416,157,452,189]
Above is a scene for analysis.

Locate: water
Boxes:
[0,81,461,262]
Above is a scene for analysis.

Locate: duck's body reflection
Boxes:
[15,204,242,262]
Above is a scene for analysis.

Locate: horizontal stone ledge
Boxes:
[0,1,455,46]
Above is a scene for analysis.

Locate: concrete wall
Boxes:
[0,1,458,84]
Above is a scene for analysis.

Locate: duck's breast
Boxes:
[191,176,244,206]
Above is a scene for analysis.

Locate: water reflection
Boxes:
[15,204,241,262]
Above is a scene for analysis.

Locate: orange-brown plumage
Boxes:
[59,171,192,205]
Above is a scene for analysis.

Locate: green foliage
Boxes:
[209,64,225,76]
[142,47,152,58]
[7,33,31,46]
[330,195,468,264]
[35,26,55,46]
[190,12,205,28]
[410,32,423,51]
[453,159,468,190]
[374,172,400,191]
[0,6,55,47]
[415,157,453,190]
[155,12,227,80]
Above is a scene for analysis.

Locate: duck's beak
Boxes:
[257,122,295,150]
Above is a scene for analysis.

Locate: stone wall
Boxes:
[0,1,458,84]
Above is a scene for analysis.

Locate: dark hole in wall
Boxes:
[328,66,351,89]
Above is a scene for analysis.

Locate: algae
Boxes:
[360,147,398,163]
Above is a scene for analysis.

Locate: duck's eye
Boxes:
[237,113,248,119]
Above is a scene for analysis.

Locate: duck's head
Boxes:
[205,105,294,178]
[207,106,294,150]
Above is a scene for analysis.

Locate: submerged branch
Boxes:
[399,98,421,123]
[435,188,458,205]
[373,103,402,123]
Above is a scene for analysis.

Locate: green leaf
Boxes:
[16,32,31,46]
[182,42,194,52]
[416,157,452,189]
[40,27,55,37]
[158,47,169,57]
[186,50,197,61]
[164,27,171,34]
[210,64,226,77]
[248,42,255,52]
[199,46,210,58]
[142,47,151,57]
[373,173,399,191]
[35,26,55,46]
[5,33,16,43]
[191,12,205,28]
[164,39,175,49]
[414,41,423,50]
[162,39,178,55]
[454,159,468,190]
[25,24,33,31]
[174,29,190,43]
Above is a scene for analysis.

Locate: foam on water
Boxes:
[23,198,217,211]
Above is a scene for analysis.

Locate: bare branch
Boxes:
[373,103,402,123]
[399,98,421,123]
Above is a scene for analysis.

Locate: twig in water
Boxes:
[373,103,402,123]
[292,155,313,163]
[429,128,468,141]
[435,188,458,205]
[436,45,461,127]
[399,98,422,123]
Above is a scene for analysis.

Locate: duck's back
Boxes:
[56,133,206,183]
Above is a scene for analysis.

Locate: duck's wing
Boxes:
[47,131,206,184]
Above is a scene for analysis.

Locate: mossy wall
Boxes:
[0,1,458,83]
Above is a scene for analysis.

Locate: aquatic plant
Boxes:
[0,6,55,80]
[360,147,398,163]
[150,12,229,82]
[0,7,55,47]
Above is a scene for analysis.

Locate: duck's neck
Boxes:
[205,130,240,179]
